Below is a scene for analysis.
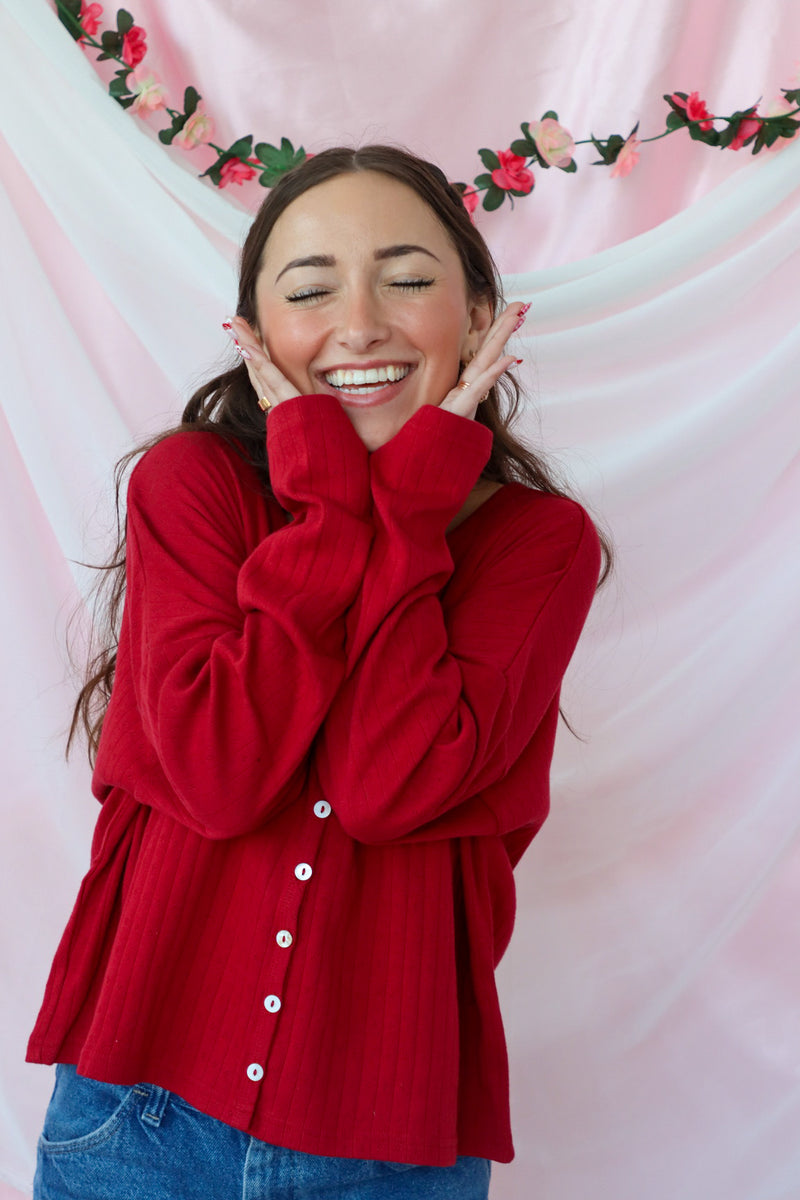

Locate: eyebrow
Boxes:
[274,244,440,283]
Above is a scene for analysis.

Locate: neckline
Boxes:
[445,481,524,543]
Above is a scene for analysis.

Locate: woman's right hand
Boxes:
[223,316,301,411]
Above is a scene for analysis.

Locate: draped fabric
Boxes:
[1,0,799,1196]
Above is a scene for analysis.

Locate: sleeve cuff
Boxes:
[266,394,369,510]
[369,403,493,520]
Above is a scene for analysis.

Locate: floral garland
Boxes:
[58,1,800,214]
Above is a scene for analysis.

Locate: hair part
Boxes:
[68,143,612,762]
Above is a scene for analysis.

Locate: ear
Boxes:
[459,296,493,362]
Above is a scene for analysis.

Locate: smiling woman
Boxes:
[27,145,610,1200]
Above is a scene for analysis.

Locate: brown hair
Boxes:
[69,144,612,762]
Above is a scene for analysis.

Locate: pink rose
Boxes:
[121,25,147,68]
[529,117,575,167]
[129,70,167,115]
[491,150,534,194]
[174,110,215,150]
[671,91,714,131]
[219,158,257,188]
[728,107,762,151]
[460,186,478,216]
[610,132,641,178]
[79,2,103,38]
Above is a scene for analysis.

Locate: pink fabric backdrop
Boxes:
[2,1,799,1196]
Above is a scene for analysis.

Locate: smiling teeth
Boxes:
[324,365,410,387]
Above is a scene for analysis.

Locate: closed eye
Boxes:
[390,279,434,292]
[285,288,331,304]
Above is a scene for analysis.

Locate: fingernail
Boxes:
[235,343,252,360]
[512,304,531,334]
[515,358,524,365]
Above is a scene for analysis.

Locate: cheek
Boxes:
[260,310,319,375]
[416,305,470,370]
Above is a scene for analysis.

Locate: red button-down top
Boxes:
[28,395,601,1166]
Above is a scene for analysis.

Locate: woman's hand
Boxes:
[223,316,301,411]
[439,301,529,421]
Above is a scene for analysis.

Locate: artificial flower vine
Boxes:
[57,0,800,213]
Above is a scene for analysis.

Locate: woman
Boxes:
[28,145,607,1199]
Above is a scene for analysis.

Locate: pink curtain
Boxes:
[2,1,799,1196]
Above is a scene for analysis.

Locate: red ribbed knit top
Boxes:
[27,394,601,1166]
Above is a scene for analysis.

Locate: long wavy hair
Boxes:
[68,143,612,763]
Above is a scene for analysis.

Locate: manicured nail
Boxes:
[235,343,252,360]
[515,358,524,365]
[512,303,531,334]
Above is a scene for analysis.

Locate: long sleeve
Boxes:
[93,394,373,839]
[316,403,601,844]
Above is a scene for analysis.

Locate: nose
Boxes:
[336,287,390,354]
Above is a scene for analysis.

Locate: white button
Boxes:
[295,863,313,881]
[264,994,282,1013]
[313,800,331,819]
[276,930,293,948]
[247,1063,264,1082]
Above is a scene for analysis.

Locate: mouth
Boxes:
[318,363,414,406]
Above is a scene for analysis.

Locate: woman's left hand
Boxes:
[439,301,528,421]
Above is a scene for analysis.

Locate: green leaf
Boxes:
[159,128,177,145]
[751,125,772,152]
[254,141,280,167]
[688,124,720,145]
[482,185,505,212]
[562,159,578,173]
[541,110,558,121]
[782,87,800,105]
[183,87,200,116]
[663,93,688,120]
[109,75,131,97]
[259,166,290,186]
[280,137,295,157]
[117,96,135,109]
[510,138,535,157]
[509,186,533,198]
[57,0,84,40]
[478,147,500,171]
[227,135,254,159]
[116,9,134,35]
[474,172,494,189]
[201,158,224,185]
[665,111,685,131]
[100,29,122,53]
[589,134,608,163]
[520,121,532,138]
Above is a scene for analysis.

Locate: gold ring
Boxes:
[456,379,471,391]
[258,395,272,412]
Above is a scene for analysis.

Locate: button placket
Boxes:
[245,794,332,1087]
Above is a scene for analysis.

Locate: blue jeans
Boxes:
[35,1065,491,1199]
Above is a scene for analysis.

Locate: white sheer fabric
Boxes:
[1,1,799,1196]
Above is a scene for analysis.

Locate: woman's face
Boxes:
[253,171,492,450]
